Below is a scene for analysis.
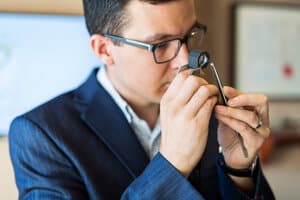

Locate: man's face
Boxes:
[107,0,197,106]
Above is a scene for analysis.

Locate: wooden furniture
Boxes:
[260,130,300,164]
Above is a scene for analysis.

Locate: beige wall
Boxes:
[0,137,17,200]
[0,0,83,15]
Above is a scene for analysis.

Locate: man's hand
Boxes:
[215,86,271,169]
[159,71,218,177]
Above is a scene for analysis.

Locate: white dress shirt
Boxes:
[97,66,161,159]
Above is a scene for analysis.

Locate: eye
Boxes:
[156,41,170,50]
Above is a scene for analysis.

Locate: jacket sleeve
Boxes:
[9,116,88,199]
[216,157,276,200]
[121,152,275,200]
[121,153,204,200]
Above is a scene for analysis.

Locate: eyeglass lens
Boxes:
[154,40,181,63]
[154,27,205,63]
[187,28,205,51]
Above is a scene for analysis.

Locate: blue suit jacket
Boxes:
[9,68,275,199]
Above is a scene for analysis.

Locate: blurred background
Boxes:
[0,0,299,199]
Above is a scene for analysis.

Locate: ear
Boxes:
[90,34,114,66]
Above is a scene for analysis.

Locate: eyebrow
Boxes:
[144,33,175,43]
[144,21,198,43]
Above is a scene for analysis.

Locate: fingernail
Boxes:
[215,106,225,112]
[228,98,237,106]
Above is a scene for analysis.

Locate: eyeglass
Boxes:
[102,22,207,64]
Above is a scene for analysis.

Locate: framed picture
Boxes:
[232,2,300,100]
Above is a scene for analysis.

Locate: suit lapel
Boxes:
[78,69,149,178]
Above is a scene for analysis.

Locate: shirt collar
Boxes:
[97,66,132,123]
[97,66,161,159]
[97,66,160,134]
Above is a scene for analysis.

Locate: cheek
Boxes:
[131,70,163,101]
[119,48,167,86]
[134,60,169,91]
[113,46,172,102]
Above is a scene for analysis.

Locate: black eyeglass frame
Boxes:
[102,22,207,64]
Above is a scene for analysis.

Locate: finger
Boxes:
[215,113,257,149]
[174,75,208,107]
[163,71,189,101]
[215,105,260,129]
[223,86,242,99]
[196,96,218,124]
[255,126,271,138]
[226,94,269,124]
[186,85,219,117]
[215,112,270,140]
[227,93,268,108]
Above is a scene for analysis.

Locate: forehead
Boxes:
[124,0,196,39]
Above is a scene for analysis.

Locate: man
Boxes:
[9,0,275,199]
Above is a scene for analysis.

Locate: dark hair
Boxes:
[83,0,179,36]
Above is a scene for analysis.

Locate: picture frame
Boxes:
[232,2,300,100]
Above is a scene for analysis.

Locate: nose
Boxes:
[169,43,189,70]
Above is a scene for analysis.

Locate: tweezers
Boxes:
[209,62,248,158]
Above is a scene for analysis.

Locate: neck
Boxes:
[130,103,160,130]
[106,69,160,129]
[119,89,160,129]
